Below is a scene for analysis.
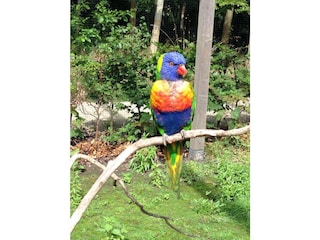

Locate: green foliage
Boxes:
[216,0,250,13]
[101,122,141,145]
[134,112,156,137]
[70,148,80,157]
[228,106,242,129]
[156,41,249,130]
[121,172,133,184]
[101,127,120,145]
[95,216,127,240]
[70,1,250,237]
[191,198,225,215]
[181,160,213,185]
[71,0,154,132]
[71,0,132,53]
[214,160,250,201]
[71,135,250,239]
[151,193,171,204]
[70,161,84,212]
[94,22,152,110]
[129,146,157,173]
[208,44,250,129]
[209,44,250,110]
[70,108,85,139]
[149,164,166,188]
[222,135,250,150]
[182,136,249,216]
[70,0,250,137]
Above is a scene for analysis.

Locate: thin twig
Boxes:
[71,154,198,237]
[70,125,250,232]
[117,178,198,237]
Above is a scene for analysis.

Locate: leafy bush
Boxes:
[191,198,225,215]
[208,44,250,129]
[95,216,127,240]
[70,161,84,211]
[71,0,155,138]
[101,127,120,145]
[70,108,85,139]
[121,172,133,184]
[214,160,250,201]
[222,135,250,150]
[70,0,250,140]
[149,164,166,188]
[181,160,213,185]
[157,42,249,130]
[101,122,141,145]
[129,146,157,173]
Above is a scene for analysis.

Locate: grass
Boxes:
[71,134,250,240]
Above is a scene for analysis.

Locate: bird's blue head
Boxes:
[157,52,187,81]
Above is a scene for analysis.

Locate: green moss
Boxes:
[71,134,250,239]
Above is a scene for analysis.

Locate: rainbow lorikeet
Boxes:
[150,52,196,198]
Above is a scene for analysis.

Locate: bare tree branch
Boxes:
[70,125,250,232]
[71,153,199,237]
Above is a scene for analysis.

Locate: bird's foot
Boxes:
[162,133,169,146]
[180,129,187,140]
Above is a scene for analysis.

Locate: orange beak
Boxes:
[177,64,187,77]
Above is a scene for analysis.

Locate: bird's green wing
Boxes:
[156,54,164,80]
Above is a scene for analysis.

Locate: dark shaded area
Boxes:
[71,0,250,48]
[181,160,250,233]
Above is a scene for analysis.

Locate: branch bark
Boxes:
[70,125,250,232]
[70,153,198,237]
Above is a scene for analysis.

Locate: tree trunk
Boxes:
[130,0,137,34]
[95,103,101,140]
[180,1,186,49]
[150,0,164,54]
[245,35,250,70]
[247,34,250,54]
[221,7,234,45]
[189,0,215,161]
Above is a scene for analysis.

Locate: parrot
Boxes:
[150,52,196,198]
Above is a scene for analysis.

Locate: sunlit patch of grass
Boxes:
[71,133,250,239]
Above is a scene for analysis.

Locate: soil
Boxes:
[71,137,132,171]
[70,135,167,173]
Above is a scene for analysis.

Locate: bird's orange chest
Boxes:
[151,80,193,112]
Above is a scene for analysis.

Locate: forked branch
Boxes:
[71,153,198,237]
[70,125,250,233]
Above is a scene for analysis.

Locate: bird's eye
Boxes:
[169,62,174,66]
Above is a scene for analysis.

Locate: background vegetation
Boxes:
[70,0,250,239]
[71,134,250,239]
[70,0,250,140]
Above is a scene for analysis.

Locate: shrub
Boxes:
[70,161,84,211]
[149,164,166,188]
[129,146,157,173]
[95,216,127,240]
[191,198,225,215]
[208,44,250,129]
[214,160,250,201]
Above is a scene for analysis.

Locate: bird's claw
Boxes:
[180,129,186,139]
[162,133,169,146]
[163,130,186,146]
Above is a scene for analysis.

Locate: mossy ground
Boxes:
[71,134,250,240]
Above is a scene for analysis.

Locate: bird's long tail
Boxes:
[164,141,184,199]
